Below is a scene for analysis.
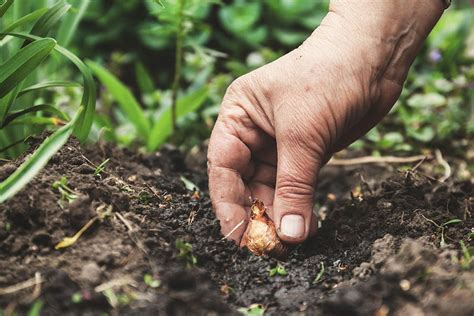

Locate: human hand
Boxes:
[208,0,444,244]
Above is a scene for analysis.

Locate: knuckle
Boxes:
[225,75,250,99]
[276,174,314,202]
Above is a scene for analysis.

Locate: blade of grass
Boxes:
[56,0,90,47]
[0,108,82,203]
[1,104,69,128]
[135,61,155,95]
[147,86,208,151]
[0,7,49,40]
[87,60,150,141]
[30,1,70,37]
[0,0,14,17]
[7,116,64,126]
[0,38,56,100]
[4,32,97,141]
[19,80,81,96]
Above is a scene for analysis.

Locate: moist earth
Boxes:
[0,138,473,315]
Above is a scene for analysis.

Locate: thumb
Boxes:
[273,134,322,244]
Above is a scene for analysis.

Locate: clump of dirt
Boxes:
[0,138,472,315]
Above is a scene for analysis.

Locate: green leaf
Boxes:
[407,93,446,109]
[219,1,261,34]
[0,109,81,203]
[54,45,96,142]
[0,85,22,123]
[0,38,56,100]
[442,219,462,226]
[87,60,150,141]
[4,32,97,142]
[180,175,199,191]
[0,7,49,40]
[6,116,62,126]
[56,0,91,47]
[30,1,71,37]
[147,86,208,151]
[1,104,68,128]
[135,61,155,95]
[0,0,14,17]
[19,81,81,96]
[238,304,265,316]
[27,300,43,316]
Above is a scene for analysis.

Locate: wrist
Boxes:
[308,0,444,86]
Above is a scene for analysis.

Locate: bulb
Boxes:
[242,199,289,260]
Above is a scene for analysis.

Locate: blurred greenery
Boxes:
[1,0,473,163]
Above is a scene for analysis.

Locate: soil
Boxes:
[0,138,473,316]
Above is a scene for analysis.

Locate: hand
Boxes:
[208,0,444,244]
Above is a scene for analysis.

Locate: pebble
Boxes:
[79,262,102,285]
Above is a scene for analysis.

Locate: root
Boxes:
[434,149,451,182]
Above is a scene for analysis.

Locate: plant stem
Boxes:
[170,0,185,135]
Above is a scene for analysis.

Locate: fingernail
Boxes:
[280,214,305,238]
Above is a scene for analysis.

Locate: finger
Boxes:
[272,128,324,244]
[208,104,274,242]
[208,129,249,242]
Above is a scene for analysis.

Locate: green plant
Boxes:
[175,239,197,267]
[237,303,265,316]
[459,240,473,270]
[269,263,287,277]
[27,300,43,316]
[0,0,96,203]
[88,60,208,150]
[52,176,78,204]
[71,292,82,303]
[144,273,161,288]
[94,158,110,177]
[421,215,462,248]
[314,262,325,283]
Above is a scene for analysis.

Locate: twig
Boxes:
[327,155,429,166]
[115,212,149,256]
[420,213,440,228]
[220,219,245,241]
[0,275,44,296]
[28,272,42,302]
[115,212,135,232]
[435,149,451,182]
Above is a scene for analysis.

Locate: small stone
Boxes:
[399,279,411,291]
[79,262,102,285]
[376,199,393,211]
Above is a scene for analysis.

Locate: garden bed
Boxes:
[0,138,473,315]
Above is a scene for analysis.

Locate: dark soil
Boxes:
[0,138,473,315]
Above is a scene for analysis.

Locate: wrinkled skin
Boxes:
[208,1,444,245]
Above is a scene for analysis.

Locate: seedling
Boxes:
[52,176,78,205]
[71,292,82,303]
[421,215,462,248]
[314,262,325,283]
[94,158,110,177]
[175,239,197,268]
[269,263,287,277]
[459,240,473,270]
[144,274,161,288]
[55,216,98,250]
[180,175,199,192]
[27,300,43,316]
[237,303,265,316]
